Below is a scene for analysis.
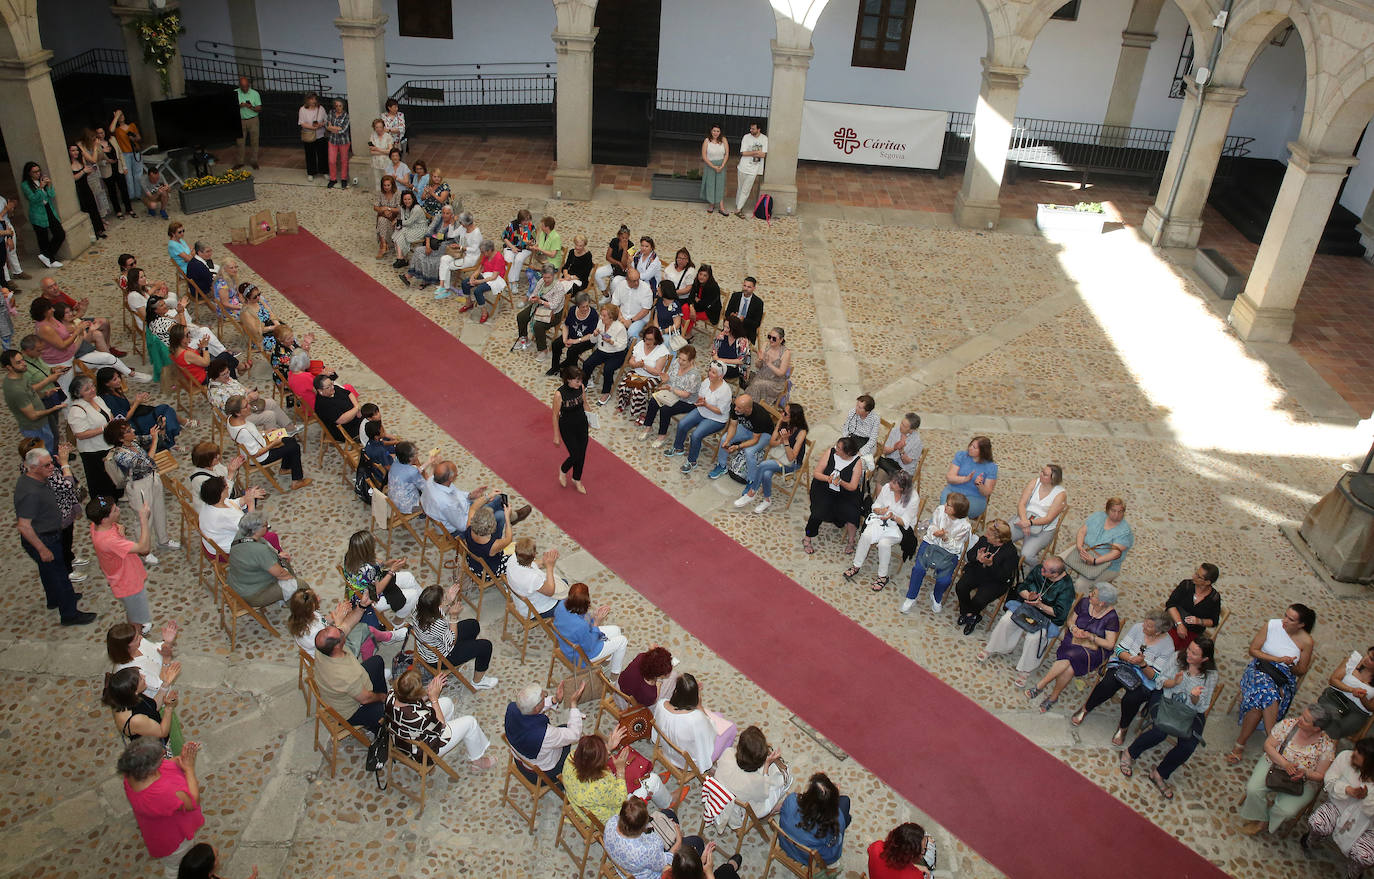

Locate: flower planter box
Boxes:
[178,179,256,214]
[1035,203,1106,235]
[650,174,702,203]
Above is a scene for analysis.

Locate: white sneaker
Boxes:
[162,539,181,550]
[473,675,499,691]
[931,598,942,613]
[144,553,160,566]
[128,371,153,383]
[37,254,52,267]
[753,498,772,514]
[900,598,916,614]
[49,259,63,268]
[307,174,315,181]
[651,437,666,449]
[69,571,87,583]
[141,622,153,635]
[733,494,754,508]
[72,556,90,567]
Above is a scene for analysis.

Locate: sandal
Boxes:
[1119,752,1134,777]
[976,650,990,663]
[803,536,815,554]
[1024,685,1043,701]
[1224,744,1245,766]
[842,566,859,581]
[1038,697,1057,713]
[1013,671,1029,687]
[871,575,889,592]
[1111,728,1127,747]
[1149,769,1174,799]
[1071,707,1088,726]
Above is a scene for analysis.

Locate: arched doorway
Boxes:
[590,0,659,166]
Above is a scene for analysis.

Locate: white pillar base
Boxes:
[1141,205,1203,248]
[953,191,1001,230]
[1227,290,1296,343]
[551,168,595,202]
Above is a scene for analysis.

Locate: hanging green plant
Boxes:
[129,11,185,98]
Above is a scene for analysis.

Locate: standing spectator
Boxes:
[701,125,729,214]
[298,92,327,181]
[367,118,394,193]
[20,162,64,268]
[119,738,205,879]
[325,98,350,189]
[313,624,388,732]
[89,496,156,627]
[110,108,144,199]
[382,97,407,155]
[734,123,768,217]
[67,145,107,239]
[777,773,850,868]
[19,438,86,585]
[234,75,262,169]
[553,363,590,493]
[0,197,27,282]
[15,446,95,624]
[3,349,64,452]
[94,127,132,219]
[106,420,179,551]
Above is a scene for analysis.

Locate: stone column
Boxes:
[1228,143,1356,342]
[109,1,187,147]
[1099,30,1158,145]
[1141,82,1245,248]
[334,10,388,189]
[953,61,1027,230]
[551,28,597,202]
[227,0,263,71]
[760,41,814,217]
[0,49,94,257]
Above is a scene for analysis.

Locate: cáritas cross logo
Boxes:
[832,127,861,155]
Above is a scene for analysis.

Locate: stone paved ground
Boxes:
[0,168,1367,879]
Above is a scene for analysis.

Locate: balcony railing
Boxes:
[390,74,556,133]
[652,89,770,142]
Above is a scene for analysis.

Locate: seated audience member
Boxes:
[653,673,736,772]
[610,268,654,341]
[547,292,599,377]
[524,215,564,291]
[457,240,507,324]
[140,167,171,217]
[500,208,536,291]
[840,395,881,465]
[205,360,292,433]
[778,773,851,868]
[553,582,630,677]
[1025,584,1121,713]
[650,281,684,345]
[723,276,764,343]
[620,646,678,708]
[342,528,422,621]
[40,275,114,346]
[95,367,181,449]
[33,299,149,390]
[355,401,397,447]
[118,738,204,877]
[744,326,790,405]
[803,436,866,556]
[211,257,244,319]
[561,729,636,824]
[106,420,177,550]
[1301,736,1374,873]
[1064,497,1134,585]
[705,392,773,486]
[1164,563,1223,650]
[1321,646,1374,741]
[168,324,238,384]
[981,556,1077,680]
[225,395,310,489]
[846,469,919,592]
[1227,604,1317,764]
[167,222,191,271]
[107,620,180,698]
[362,420,393,471]
[506,537,560,619]
[941,435,996,521]
[1123,636,1218,798]
[401,204,459,290]
[103,666,173,745]
[603,795,683,879]
[419,169,452,218]
[613,325,670,420]
[197,476,264,554]
[187,442,242,510]
[311,375,362,442]
[89,496,156,626]
[372,175,401,258]
[681,265,722,337]
[288,587,362,657]
[390,191,429,267]
[513,264,574,354]
[421,459,529,538]
[712,725,790,830]
[563,234,592,293]
[580,303,629,404]
[710,316,749,382]
[411,583,498,689]
[667,841,743,879]
[746,402,808,515]
[629,236,661,297]
[594,225,633,295]
[387,667,495,769]
[183,241,215,300]
[642,345,699,443]
[1009,464,1067,566]
[225,512,300,607]
[868,822,936,879]
[386,443,434,514]
[875,412,922,480]
[504,680,586,781]
[953,519,1019,635]
[1071,609,1176,743]
[901,492,971,614]
[312,624,388,732]
[1238,703,1334,836]
[666,360,732,474]
[123,264,175,319]
[269,324,314,383]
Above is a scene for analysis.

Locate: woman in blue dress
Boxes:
[940,435,997,520]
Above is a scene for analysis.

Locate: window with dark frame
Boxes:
[397,0,453,40]
[1051,1,1080,21]
[851,0,917,71]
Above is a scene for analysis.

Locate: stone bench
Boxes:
[1194,248,1247,300]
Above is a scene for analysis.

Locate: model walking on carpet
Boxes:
[553,364,589,493]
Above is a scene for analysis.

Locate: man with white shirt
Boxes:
[436,211,482,297]
[506,538,560,619]
[503,681,585,781]
[735,122,768,216]
[609,268,653,340]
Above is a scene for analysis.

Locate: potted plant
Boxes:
[178,169,256,214]
[1035,201,1107,234]
[651,169,703,203]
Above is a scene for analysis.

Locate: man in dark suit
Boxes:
[184,240,216,299]
[724,275,765,343]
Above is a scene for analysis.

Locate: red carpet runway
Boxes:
[230,228,1227,878]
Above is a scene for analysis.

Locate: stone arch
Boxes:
[1304,48,1374,156]
[1212,0,1317,89]
[0,0,42,60]
[768,0,832,49]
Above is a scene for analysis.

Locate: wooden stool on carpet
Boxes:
[763,817,826,879]
[555,799,605,878]
[387,732,462,817]
[500,733,565,834]
[310,676,371,778]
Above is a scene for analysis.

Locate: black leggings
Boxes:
[261,436,305,481]
[559,417,588,481]
[579,348,626,394]
[1082,670,1155,729]
[102,173,132,215]
[443,618,492,673]
[75,178,105,236]
[550,338,594,372]
[34,222,66,261]
[645,397,693,436]
[303,138,328,177]
[956,575,1008,619]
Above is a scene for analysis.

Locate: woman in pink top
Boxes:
[119,737,205,878]
[89,496,156,627]
[31,298,100,365]
[457,239,508,324]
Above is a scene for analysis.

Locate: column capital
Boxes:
[110,1,182,23]
[1183,80,1246,105]
[1287,142,1358,175]
[1120,30,1157,49]
[552,29,597,55]
[770,40,814,70]
[980,58,1028,89]
[333,15,387,39]
[0,50,53,83]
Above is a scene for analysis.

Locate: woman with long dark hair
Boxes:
[1226,603,1317,764]
[681,265,722,336]
[1123,635,1219,798]
[411,583,498,689]
[778,772,851,867]
[20,161,65,267]
[701,124,729,214]
[868,821,934,878]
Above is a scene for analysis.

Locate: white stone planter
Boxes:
[1036,203,1107,234]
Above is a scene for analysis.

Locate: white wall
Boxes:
[38,0,124,63]
[658,0,775,95]
[1018,0,1132,121]
[1229,34,1307,160]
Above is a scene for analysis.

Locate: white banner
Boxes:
[798,101,948,170]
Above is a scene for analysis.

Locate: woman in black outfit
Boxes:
[553,363,589,493]
[565,234,594,293]
[546,292,598,377]
[67,145,107,239]
[102,667,172,746]
[682,264,722,336]
[954,519,1021,634]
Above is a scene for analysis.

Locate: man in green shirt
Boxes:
[2,349,65,452]
[235,74,262,169]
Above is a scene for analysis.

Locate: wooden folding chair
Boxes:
[546,621,612,691]
[183,273,225,339]
[419,518,463,584]
[500,733,565,833]
[555,799,605,878]
[1227,652,1320,714]
[763,817,826,879]
[165,481,202,567]
[776,439,813,512]
[297,647,315,718]
[232,309,270,375]
[412,634,478,694]
[593,671,652,739]
[198,533,231,604]
[370,477,426,557]
[171,258,186,298]
[170,361,217,428]
[315,416,359,471]
[309,676,372,778]
[650,721,709,815]
[121,296,147,362]
[1211,607,1232,641]
[458,543,511,625]
[387,732,463,816]
[74,359,97,382]
[501,577,554,664]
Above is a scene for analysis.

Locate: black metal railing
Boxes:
[50,47,130,80]
[389,74,556,133]
[652,89,770,142]
[1170,28,1195,99]
[941,111,1253,184]
[180,55,336,145]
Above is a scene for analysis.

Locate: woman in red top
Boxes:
[868,822,934,878]
[119,737,205,878]
[457,239,508,324]
[169,324,238,385]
